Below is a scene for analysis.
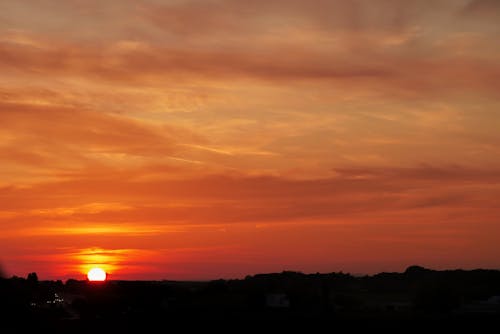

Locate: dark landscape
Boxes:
[2,266,500,333]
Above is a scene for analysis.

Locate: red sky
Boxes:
[1,0,500,280]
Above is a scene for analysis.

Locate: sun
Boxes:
[87,267,107,282]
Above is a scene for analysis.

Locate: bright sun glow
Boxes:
[87,267,107,281]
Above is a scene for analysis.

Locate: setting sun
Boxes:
[87,268,107,282]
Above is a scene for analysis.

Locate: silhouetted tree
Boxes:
[405,265,432,276]
[27,272,38,284]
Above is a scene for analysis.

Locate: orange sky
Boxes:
[1,0,500,280]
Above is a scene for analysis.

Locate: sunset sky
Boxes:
[1,0,499,280]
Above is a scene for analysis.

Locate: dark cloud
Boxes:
[143,0,444,35]
[0,39,392,81]
[1,165,499,227]
[462,0,500,18]
[332,165,500,182]
[1,37,499,99]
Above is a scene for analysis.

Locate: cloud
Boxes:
[1,29,498,99]
[0,96,208,184]
[1,165,499,229]
[0,102,174,154]
[142,0,447,35]
[0,36,392,81]
[332,165,500,182]
[462,0,500,18]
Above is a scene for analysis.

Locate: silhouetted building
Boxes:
[266,293,290,308]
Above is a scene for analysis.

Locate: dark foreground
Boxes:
[1,266,500,333]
